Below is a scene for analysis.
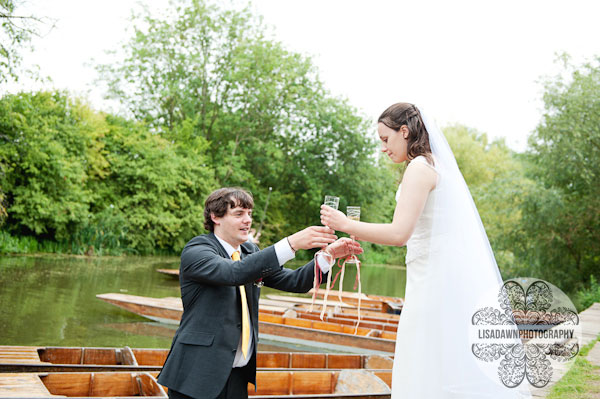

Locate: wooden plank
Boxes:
[40,373,90,397]
[132,349,168,367]
[0,373,59,397]
[251,371,292,395]
[328,355,362,369]
[292,371,335,394]
[256,353,291,368]
[0,346,49,365]
[290,354,326,369]
[83,348,118,365]
[364,355,393,370]
[373,371,392,388]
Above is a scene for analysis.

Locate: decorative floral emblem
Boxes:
[471,279,579,388]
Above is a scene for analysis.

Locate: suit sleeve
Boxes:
[180,238,281,286]
[262,259,326,293]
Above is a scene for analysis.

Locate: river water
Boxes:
[0,254,406,351]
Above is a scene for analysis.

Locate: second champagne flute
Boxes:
[345,206,360,263]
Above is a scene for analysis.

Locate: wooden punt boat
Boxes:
[267,293,402,315]
[96,293,290,325]
[266,294,386,313]
[0,370,391,398]
[308,290,404,314]
[154,370,391,398]
[96,294,399,327]
[0,372,167,397]
[269,310,398,333]
[288,304,400,323]
[155,269,403,314]
[96,294,397,353]
[156,269,179,278]
[156,268,178,278]
[258,314,396,354]
[248,369,392,398]
[0,346,393,373]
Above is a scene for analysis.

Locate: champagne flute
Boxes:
[345,206,360,263]
[316,195,340,316]
[323,195,339,212]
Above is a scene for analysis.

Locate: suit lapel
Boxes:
[209,234,256,312]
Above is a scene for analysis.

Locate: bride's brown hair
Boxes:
[378,103,433,165]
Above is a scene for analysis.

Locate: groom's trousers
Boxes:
[167,367,249,399]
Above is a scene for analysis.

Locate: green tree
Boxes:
[97,0,393,248]
[0,0,47,83]
[91,115,216,253]
[0,92,100,240]
[513,55,600,292]
[0,91,217,254]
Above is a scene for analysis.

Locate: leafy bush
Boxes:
[577,275,600,311]
[0,230,38,253]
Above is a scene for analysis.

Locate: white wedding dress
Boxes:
[391,156,530,398]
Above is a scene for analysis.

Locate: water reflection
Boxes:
[0,255,406,349]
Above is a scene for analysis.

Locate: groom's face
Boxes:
[212,203,253,248]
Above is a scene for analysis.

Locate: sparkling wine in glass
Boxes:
[323,195,339,211]
[345,206,360,263]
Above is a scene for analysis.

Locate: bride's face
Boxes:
[378,123,408,163]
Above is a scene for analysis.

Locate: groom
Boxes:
[157,187,361,399]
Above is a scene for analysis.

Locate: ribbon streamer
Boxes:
[310,251,362,334]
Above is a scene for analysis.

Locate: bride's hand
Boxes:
[320,205,349,232]
[325,237,363,259]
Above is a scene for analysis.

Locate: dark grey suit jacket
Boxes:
[157,233,319,398]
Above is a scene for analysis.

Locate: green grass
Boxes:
[547,335,600,398]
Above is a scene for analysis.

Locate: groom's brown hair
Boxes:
[203,187,254,232]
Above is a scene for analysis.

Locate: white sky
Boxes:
[7,0,600,151]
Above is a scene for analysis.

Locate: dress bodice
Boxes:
[395,156,439,264]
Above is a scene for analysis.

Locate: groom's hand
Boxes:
[287,226,337,251]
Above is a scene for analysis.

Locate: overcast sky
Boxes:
[8,0,600,151]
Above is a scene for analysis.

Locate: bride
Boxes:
[320,103,530,398]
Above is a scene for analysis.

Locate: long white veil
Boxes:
[392,107,531,398]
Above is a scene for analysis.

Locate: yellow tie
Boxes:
[232,251,250,359]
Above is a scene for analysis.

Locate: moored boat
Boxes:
[0,346,393,373]
[96,293,397,354]
[308,289,404,314]
[247,369,391,398]
[95,293,290,325]
[0,371,167,398]
[258,314,396,354]
[154,268,403,314]
[146,370,392,398]
[156,269,179,278]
